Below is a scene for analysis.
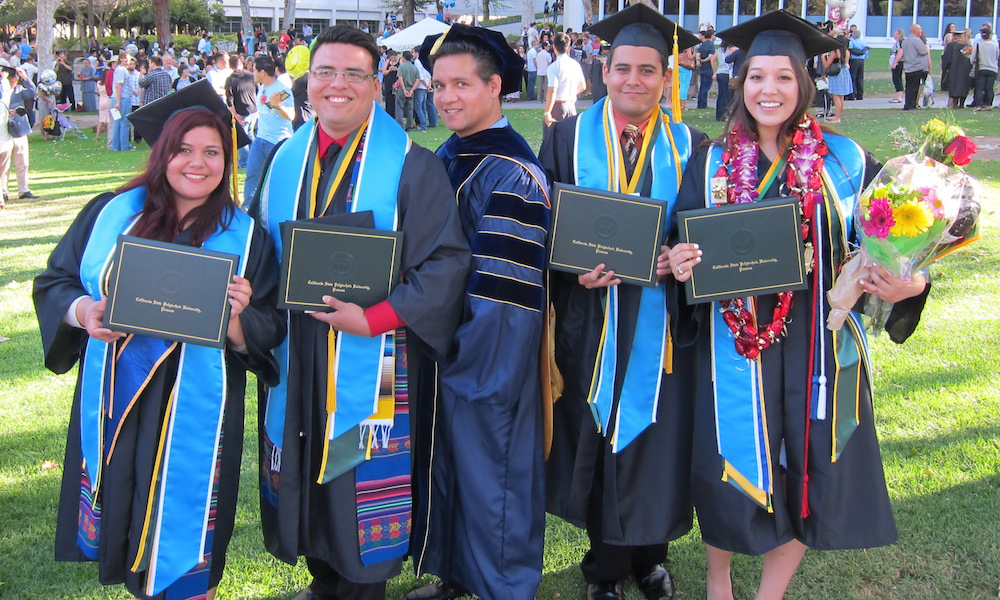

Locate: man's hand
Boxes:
[543,111,555,126]
[310,296,372,337]
[578,263,621,289]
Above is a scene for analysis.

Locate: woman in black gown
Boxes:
[33,96,284,599]
[664,12,930,600]
[941,28,973,109]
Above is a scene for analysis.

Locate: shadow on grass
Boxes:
[876,362,989,395]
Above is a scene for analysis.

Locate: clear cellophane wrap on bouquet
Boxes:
[827,154,982,331]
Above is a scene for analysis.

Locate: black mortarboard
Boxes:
[127,79,251,149]
[717,11,843,63]
[418,24,525,96]
[587,4,700,56]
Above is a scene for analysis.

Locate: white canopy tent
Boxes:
[380,17,450,51]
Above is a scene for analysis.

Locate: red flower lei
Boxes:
[715,114,828,359]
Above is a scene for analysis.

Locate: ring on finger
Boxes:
[677,266,684,274]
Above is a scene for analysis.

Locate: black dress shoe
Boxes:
[404,580,469,600]
[19,191,40,199]
[586,581,623,600]
[635,564,675,600]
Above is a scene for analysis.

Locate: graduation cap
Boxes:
[588,3,700,57]
[418,24,525,96]
[716,10,843,63]
[127,78,251,149]
[587,4,700,123]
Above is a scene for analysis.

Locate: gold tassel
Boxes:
[671,23,682,123]
[231,117,240,204]
[326,326,337,414]
[663,314,674,374]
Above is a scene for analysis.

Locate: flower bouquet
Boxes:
[827,118,982,331]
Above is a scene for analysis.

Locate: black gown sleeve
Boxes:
[538,116,579,187]
[32,193,116,374]
[668,146,712,348]
[228,221,285,386]
[390,144,472,360]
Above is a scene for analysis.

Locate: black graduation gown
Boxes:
[255,141,471,584]
[942,41,973,98]
[538,114,708,546]
[673,145,930,556]
[409,126,549,599]
[34,193,284,597]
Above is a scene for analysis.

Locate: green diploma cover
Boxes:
[277,221,403,311]
[547,182,666,287]
[103,235,239,348]
[677,197,808,304]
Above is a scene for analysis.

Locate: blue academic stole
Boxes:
[573,97,691,452]
[702,134,872,511]
[260,103,409,476]
[78,186,254,595]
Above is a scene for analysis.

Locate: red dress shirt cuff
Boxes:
[364,301,406,336]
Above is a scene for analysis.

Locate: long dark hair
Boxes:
[722,55,817,150]
[119,108,235,247]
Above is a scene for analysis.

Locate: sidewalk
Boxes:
[501,94,944,110]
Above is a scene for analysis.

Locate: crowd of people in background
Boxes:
[2,16,999,210]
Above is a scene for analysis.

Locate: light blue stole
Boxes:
[573,97,692,452]
[78,187,254,595]
[703,134,872,510]
[260,102,409,473]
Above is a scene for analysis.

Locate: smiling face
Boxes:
[308,42,379,139]
[742,55,800,144]
[432,53,502,138]
[603,45,669,123]
[166,126,226,214]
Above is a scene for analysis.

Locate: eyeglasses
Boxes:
[310,68,377,83]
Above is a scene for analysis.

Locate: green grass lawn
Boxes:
[1,107,997,599]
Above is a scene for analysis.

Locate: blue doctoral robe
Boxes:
[410,124,550,600]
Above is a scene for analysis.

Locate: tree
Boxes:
[522,0,534,28]
[282,0,294,29]
[37,0,62,70]
[152,0,170,46]
[240,0,251,34]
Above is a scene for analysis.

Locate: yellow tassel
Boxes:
[326,326,337,414]
[231,118,240,204]
[671,23,682,124]
[663,314,674,374]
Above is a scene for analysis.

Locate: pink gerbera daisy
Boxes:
[863,197,895,239]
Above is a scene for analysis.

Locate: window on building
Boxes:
[221,17,273,34]
[944,0,966,16]
[739,0,755,16]
[784,0,803,16]
[762,0,779,11]
[807,0,826,16]
[970,0,993,17]
[893,0,914,16]
[684,0,698,17]
[868,0,886,16]
[295,19,331,35]
[718,0,735,16]
[917,0,938,16]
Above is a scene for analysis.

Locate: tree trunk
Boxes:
[522,0,534,28]
[241,0,252,34]
[482,0,490,21]
[36,0,61,71]
[402,0,415,28]
[153,0,170,46]
[282,0,296,30]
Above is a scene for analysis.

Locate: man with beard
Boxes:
[252,25,470,600]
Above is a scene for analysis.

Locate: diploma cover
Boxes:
[103,235,238,348]
[677,197,808,304]
[278,220,403,311]
[547,182,666,287]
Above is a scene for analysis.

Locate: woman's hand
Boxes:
[310,296,372,337]
[666,243,702,283]
[656,245,672,278]
[81,297,126,343]
[859,265,927,303]
[227,275,252,318]
[578,263,621,289]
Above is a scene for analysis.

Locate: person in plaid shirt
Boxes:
[139,56,171,106]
